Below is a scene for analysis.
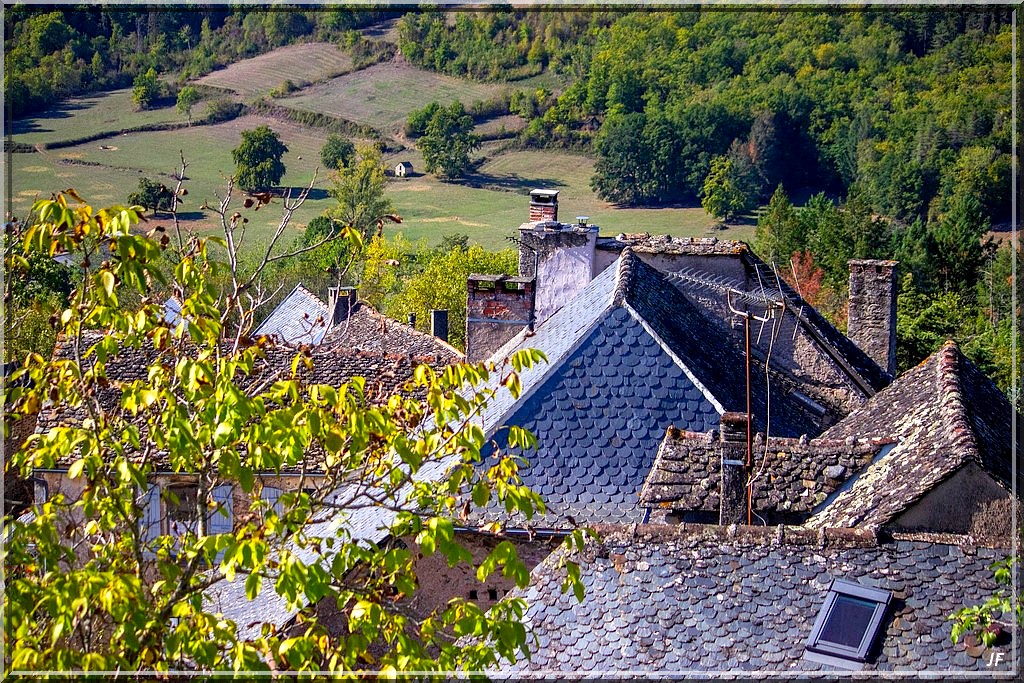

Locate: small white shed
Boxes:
[395,161,413,177]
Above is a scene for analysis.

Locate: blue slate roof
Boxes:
[474,250,837,526]
[485,307,719,524]
[253,284,330,346]
[495,524,1015,675]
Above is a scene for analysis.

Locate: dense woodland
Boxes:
[3,7,394,118]
[4,7,1020,407]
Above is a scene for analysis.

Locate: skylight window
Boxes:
[805,579,891,669]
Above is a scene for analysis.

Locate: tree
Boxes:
[232,125,288,192]
[127,177,174,214]
[319,134,355,171]
[700,155,752,221]
[3,186,585,673]
[418,102,480,179]
[950,556,1022,649]
[387,244,519,350]
[175,85,200,125]
[754,185,801,265]
[327,143,397,242]
[590,112,654,206]
[131,67,160,110]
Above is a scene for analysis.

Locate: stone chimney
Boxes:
[847,259,898,377]
[719,412,748,526]
[518,217,598,325]
[529,188,559,223]
[430,309,449,343]
[327,286,358,326]
[465,274,535,363]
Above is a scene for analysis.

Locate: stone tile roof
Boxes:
[495,524,1015,675]
[639,428,893,518]
[252,284,330,346]
[318,299,463,361]
[36,333,456,471]
[806,341,1022,530]
[469,251,842,527]
[596,234,750,256]
[252,285,463,361]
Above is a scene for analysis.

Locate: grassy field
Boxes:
[196,43,355,99]
[8,89,205,148]
[7,115,334,237]
[7,43,750,252]
[283,61,512,136]
[8,136,744,252]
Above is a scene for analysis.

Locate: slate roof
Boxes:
[496,524,1016,675]
[470,250,842,527]
[252,284,330,346]
[806,341,1022,530]
[598,234,890,398]
[639,427,893,519]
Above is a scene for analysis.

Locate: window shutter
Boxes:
[140,484,161,557]
[260,486,283,517]
[208,485,233,535]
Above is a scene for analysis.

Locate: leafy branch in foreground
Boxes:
[2,186,585,675]
[949,556,1021,648]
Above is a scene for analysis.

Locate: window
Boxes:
[166,485,199,537]
[805,579,891,669]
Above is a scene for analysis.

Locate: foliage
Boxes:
[175,85,200,125]
[327,144,396,243]
[127,177,175,214]
[2,188,585,673]
[232,125,288,192]
[700,155,753,221]
[950,556,1021,648]
[131,67,160,110]
[2,227,76,361]
[319,134,355,171]
[387,244,520,350]
[417,102,481,180]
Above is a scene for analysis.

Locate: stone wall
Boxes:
[891,463,1013,541]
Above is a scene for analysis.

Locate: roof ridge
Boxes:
[612,247,635,306]
[357,301,465,358]
[293,283,327,308]
[934,340,980,467]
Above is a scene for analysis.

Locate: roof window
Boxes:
[804,578,891,669]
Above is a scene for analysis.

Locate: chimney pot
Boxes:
[327,286,358,326]
[430,309,449,343]
[529,188,559,223]
[719,411,748,443]
[407,312,416,327]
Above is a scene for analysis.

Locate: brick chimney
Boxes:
[847,259,898,377]
[518,215,598,325]
[718,412,748,526]
[430,309,449,343]
[327,286,358,326]
[465,274,535,362]
[529,188,558,223]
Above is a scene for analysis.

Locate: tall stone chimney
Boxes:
[430,309,449,343]
[718,412,748,526]
[327,286,358,326]
[518,218,598,324]
[847,259,898,377]
[465,274,535,362]
[529,188,559,223]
